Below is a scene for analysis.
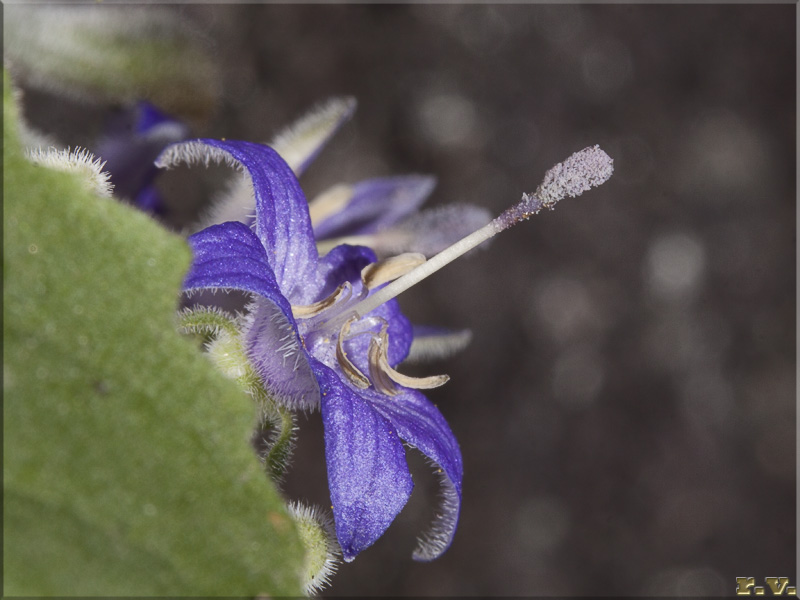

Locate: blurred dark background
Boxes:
[18,4,796,596]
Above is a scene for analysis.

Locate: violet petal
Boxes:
[314,360,414,561]
[158,139,320,302]
[313,175,436,240]
[243,297,320,411]
[184,221,293,318]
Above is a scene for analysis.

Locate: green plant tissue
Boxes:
[3,74,304,596]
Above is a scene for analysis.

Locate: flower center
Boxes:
[290,253,448,395]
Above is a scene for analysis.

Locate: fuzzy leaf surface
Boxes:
[3,72,303,596]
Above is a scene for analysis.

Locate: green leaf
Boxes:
[2,72,304,596]
[178,307,298,482]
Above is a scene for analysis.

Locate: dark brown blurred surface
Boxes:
[20,4,797,596]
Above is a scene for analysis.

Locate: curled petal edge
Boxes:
[368,388,463,562]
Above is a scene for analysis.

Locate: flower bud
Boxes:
[286,502,340,595]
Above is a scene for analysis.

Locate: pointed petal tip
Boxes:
[271,96,359,176]
[337,95,358,116]
[318,370,416,563]
[304,95,358,130]
[341,547,358,563]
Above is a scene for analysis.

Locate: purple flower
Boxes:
[158,138,462,562]
[94,101,189,214]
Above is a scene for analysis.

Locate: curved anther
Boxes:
[336,315,370,389]
[368,333,400,396]
[361,253,426,290]
[368,326,450,396]
[292,281,352,318]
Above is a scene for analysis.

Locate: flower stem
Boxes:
[252,397,296,483]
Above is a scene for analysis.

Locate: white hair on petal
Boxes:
[182,286,242,300]
[155,139,243,172]
[25,146,113,197]
[412,468,461,562]
[193,97,356,231]
[241,298,320,412]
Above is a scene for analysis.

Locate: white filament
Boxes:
[348,221,501,320]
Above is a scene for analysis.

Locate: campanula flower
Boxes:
[157,138,463,562]
[158,130,613,566]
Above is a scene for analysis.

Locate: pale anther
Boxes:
[292,281,352,318]
[368,332,399,396]
[368,326,450,396]
[336,315,370,389]
[361,253,427,290]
